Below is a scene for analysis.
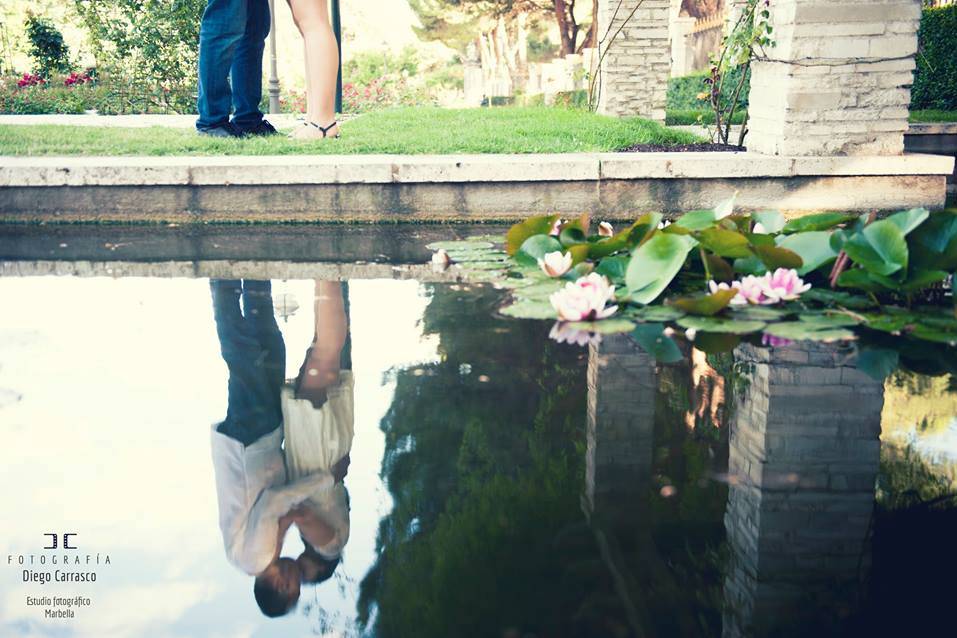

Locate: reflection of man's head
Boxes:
[254,557,301,617]
[297,537,341,585]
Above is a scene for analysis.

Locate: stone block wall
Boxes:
[747,0,922,155]
[584,334,657,517]
[597,0,675,121]
[722,343,885,637]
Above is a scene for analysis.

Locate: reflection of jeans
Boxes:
[211,279,285,446]
[196,0,269,129]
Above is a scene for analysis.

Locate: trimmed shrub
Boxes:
[667,67,750,111]
[912,5,957,110]
[25,15,71,79]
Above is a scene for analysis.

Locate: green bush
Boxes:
[72,0,205,113]
[0,72,181,115]
[912,5,957,110]
[667,67,750,112]
[25,15,71,79]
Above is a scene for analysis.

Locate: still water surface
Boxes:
[1,275,955,638]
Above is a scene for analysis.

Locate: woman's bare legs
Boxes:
[295,281,347,406]
[286,0,339,139]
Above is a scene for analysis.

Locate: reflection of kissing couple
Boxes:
[208,279,353,617]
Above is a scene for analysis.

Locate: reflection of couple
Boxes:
[209,279,353,617]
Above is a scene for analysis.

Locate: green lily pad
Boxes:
[595,254,629,283]
[670,289,738,316]
[843,219,908,276]
[782,212,858,233]
[751,210,786,234]
[677,316,767,334]
[799,313,862,327]
[506,214,560,255]
[698,227,753,258]
[763,322,855,342]
[729,306,789,321]
[514,234,563,267]
[753,244,803,270]
[776,231,838,275]
[566,318,636,334]
[631,323,684,363]
[886,208,929,236]
[801,288,878,310]
[626,233,698,304]
[499,298,555,320]
[693,332,742,353]
[623,305,687,322]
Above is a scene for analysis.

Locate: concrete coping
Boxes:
[0,152,952,187]
[908,122,957,136]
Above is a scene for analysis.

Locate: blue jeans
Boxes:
[196,0,269,130]
[211,279,285,446]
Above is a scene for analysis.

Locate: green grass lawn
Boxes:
[666,109,957,126]
[0,107,700,156]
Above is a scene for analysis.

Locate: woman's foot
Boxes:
[289,120,340,140]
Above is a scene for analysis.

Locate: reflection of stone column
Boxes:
[723,343,884,637]
[583,334,657,518]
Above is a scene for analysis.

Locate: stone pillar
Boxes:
[671,15,697,77]
[583,334,657,518]
[747,0,922,156]
[722,343,884,637]
[596,0,674,121]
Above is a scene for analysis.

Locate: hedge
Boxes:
[912,5,957,110]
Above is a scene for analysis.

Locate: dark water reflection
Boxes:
[1,277,955,637]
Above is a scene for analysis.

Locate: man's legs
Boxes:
[231,0,271,130]
[197,0,248,130]
[210,279,285,446]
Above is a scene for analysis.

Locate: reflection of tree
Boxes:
[358,284,592,637]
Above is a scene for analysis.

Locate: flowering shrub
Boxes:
[17,73,45,88]
[64,71,93,86]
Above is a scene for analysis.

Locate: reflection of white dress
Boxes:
[281,371,354,559]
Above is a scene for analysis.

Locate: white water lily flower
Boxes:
[549,218,566,236]
[431,249,451,270]
[598,221,614,237]
[549,273,618,322]
[657,220,672,230]
[549,322,602,347]
[538,250,573,278]
[752,222,768,234]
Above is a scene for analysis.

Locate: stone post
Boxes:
[671,15,698,77]
[746,0,922,155]
[596,0,674,121]
[722,343,884,637]
[583,335,657,519]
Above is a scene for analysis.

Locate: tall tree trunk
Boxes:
[578,0,599,51]
[553,0,575,55]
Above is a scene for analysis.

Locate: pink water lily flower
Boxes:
[762,333,793,348]
[762,268,812,302]
[549,322,602,347]
[708,268,811,306]
[549,218,566,236]
[550,273,618,322]
[598,221,614,237]
[708,277,769,305]
[538,250,573,278]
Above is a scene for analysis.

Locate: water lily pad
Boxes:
[693,332,742,353]
[566,318,636,334]
[506,214,560,255]
[595,254,629,283]
[514,279,565,300]
[426,240,494,251]
[626,233,698,304]
[623,305,687,322]
[698,227,752,258]
[514,235,562,267]
[751,210,786,234]
[801,288,878,310]
[763,321,855,342]
[776,231,837,275]
[799,313,862,327]
[499,298,555,320]
[670,289,737,316]
[843,219,908,276]
[782,212,858,233]
[675,209,721,231]
[753,244,803,270]
[631,323,684,363]
[886,208,929,236]
[729,306,789,321]
[677,316,767,334]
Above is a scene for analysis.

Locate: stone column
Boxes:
[583,334,657,519]
[722,343,884,637]
[596,0,674,121]
[747,0,922,155]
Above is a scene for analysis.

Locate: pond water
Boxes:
[1,249,956,637]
